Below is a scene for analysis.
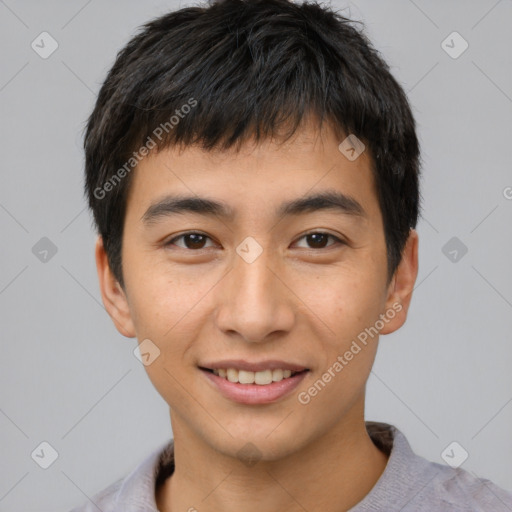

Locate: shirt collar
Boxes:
[113,422,420,511]
[114,438,174,511]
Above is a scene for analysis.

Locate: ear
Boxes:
[379,229,419,335]
[95,235,136,338]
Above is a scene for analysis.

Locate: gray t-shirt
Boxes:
[70,422,512,511]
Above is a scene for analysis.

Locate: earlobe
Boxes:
[95,236,136,338]
[379,229,419,335]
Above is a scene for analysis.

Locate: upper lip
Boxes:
[200,360,308,372]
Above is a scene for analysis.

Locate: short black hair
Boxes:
[84,0,421,289]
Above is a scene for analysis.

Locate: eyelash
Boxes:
[165,231,345,251]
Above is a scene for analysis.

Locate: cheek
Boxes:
[125,261,214,381]
[130,275,197,406]
[124,256,196,339]
[295,267,387,348]
[295,280,384,416]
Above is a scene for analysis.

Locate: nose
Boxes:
[214,245,295,343]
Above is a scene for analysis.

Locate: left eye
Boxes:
[294,232,343,249]
[166,232,215,250]
[165,231,343,250]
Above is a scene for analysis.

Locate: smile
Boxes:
[211,368,300,385]
[200,363,310,404]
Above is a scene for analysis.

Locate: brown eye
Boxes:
[306,233,329,249]
[166,232,214,250]
[295,232,343,249]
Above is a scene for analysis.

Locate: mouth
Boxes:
[199,361,310,404]
[200,367,308,385]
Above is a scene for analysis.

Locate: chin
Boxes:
[202,419,310,463]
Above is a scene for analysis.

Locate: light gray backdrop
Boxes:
[1,1,511,510]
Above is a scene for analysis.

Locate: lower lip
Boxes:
[201,369,308,405]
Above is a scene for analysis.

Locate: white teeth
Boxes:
[238,370,255,384]
[255,369,273,385]
[272,369,284,382]
[211,367,300,384]
[227,368,238,383]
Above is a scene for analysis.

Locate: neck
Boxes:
[156,409,389,512]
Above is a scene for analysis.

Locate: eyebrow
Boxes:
[141,190,366,225]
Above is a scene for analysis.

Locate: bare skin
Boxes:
[96,120,418,511]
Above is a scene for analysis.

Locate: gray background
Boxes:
[1,0,511,510]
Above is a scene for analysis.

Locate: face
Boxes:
[96,121,418,461]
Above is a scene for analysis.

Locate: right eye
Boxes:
[165,232,216,250]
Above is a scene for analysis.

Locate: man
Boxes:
[72,0,512,510]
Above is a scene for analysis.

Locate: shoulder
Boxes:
[68,439,174,512]
[358,422,512,511]
[419,462,512,511]
[68,477,124,512]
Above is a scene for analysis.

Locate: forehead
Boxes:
[124,122,380,225]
